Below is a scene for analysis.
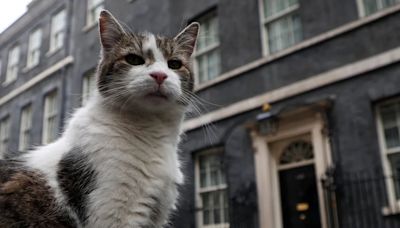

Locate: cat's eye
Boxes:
[125,54,145,65]
[168,60,183,70]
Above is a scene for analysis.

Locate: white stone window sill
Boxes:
[22,64,39,73]
[382,202,400,216]
[82,22,97,33]
[2,79,16,87]
[46,48,61,58]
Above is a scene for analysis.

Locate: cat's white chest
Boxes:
[86,143,182,228]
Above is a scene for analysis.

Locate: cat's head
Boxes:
[96,10,199,114]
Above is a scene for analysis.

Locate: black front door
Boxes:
[279,164,322,228]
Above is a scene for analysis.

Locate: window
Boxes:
[50,9,66,53]
[358,0,400,16]
[5,45,20,84]
[0,117,10,158]
[194,12,221,84]
[42,91,58,144]
[19,105,33,152]
[261,0,302,54]
[377,99,400,205]
[82,71,96,105]
[27,28,42,68]
[87,0,104,26]
[195,149,229,227]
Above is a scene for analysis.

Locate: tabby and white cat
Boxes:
[0,10,199,228]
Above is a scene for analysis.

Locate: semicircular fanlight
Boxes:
[279,140,314,165]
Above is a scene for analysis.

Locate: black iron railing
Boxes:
[324,167,400,228]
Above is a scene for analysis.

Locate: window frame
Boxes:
[194,148,229,228]
[0,116,10,158]
[4,45,20,85]
[376,97,400,213]
[42,90,58,145]
[86,0,104,27]
[49,9,66,53]
[193,10,221,86]
[27,28,42,69]
[259,0,301,56]
[357,0,400,17]
[81,70,96,106]
[19,104,33,152]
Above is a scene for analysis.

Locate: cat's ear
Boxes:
[174,22,200,56]
[98,10,126,51]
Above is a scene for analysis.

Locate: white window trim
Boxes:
[375,97,400,215]
[26,28,42,70]
[258,0,300,56]
[356,0,367,17]
[356,0,400,17]
[19,104,32,152]
[193,12,221,87]
[42,91,58,145]
[194,148,229,228]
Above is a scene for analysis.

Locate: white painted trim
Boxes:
[184,46,400,131]
[194,3,400,92]
[262,4,299,24]
[0,56,74,107]
[356,0,366,17]
[258,0,269,56]
[375,98,400,214]
[277,159,314,171]
[252,111,332,228]
[251,130,275,228]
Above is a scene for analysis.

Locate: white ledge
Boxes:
[194,3,400,92]
[0,56,74,107]
[183,45,400,131]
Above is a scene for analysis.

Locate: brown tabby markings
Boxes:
[0,161,76,228]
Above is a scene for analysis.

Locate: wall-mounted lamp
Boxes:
[256,111,279,135]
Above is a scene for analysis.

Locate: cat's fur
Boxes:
[0,10,199,228]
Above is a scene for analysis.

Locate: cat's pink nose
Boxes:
[150,72,168,85]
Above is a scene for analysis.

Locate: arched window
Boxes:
[279,140,314,165]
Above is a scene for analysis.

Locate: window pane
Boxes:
[264,0,298,18]
[201,190,227,225]
[207,49,221,81]
[28,29,42,67]
[389,153,400,199]
[43,92,58,144]
[51,10,66,51]
[199,152,226,187]
[195,12,220,84]
[197,55,208,84]
[267,14,301,54]
[381,103,400,149]
[6,46,20,82]
[0,118,10,157]
[19,105,32,152]
[363,0,400,15]
[213,191,221,223]
[82,72,96,105]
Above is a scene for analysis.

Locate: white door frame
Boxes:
[251,110,333,228]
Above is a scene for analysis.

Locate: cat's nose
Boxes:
[150,72,168,85]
